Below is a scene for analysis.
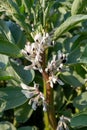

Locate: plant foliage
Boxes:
[0,0,87,130]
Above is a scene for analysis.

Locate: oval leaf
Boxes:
[10,61,35,84]
[0,20,15,43]
[6,21,26,49]
[0,40,21,57]
[0,87,28,111]
[60,72,82,87]
[14,102,33,123]
[71,111,87,128]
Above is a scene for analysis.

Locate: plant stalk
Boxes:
[42,71,57,130]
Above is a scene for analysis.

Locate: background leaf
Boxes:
[0,70,13,80]
[0,20,15,43]
[0,54,8,69]
[0,121,16,130]
[73,92,87,110]
[71,110,87,128]
[53,15,87,40]
[10,61,35,84]
[80,44,87,63]
[14,102,33,123]
[0,87,27,111]
[18,126,33,130]
[6,21,26,49]
[71,0,87,15]
[60,71,83,87]
[0,40,21,57]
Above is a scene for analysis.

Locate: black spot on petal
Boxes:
[27,52,30,55]
[62,59,67,63]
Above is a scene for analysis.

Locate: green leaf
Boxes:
[71,110,87,128]
[60,71,82,87]
[67,43,87,64]
[22,0,34,14]
[73,92,87,110]
[0,100,6,113]
[0,70,13,80]
[18,126,33,130]
[0,40,21,57]
[0,20,15,43]
[8,0,20,14]
[63,35,79,53]
[0,87,27,111]
[15,0,22,6]
[53,15,87,40]
[80,44,87,63]
[14,102,33,123]
[77,127,87,130]
[67,35,87,64]
[0,121,16,130]
[71,34,87,51]
[67,46,81,64]
[0,0,32,42]
[6,65,23,85]
[3,0,34,42]
[0,54,8,69]
[71,0,87,15]
[12,13,34,42]
[6,21,26,49]
[10,61,35,84]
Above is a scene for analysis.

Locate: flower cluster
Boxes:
[56,115,70,130]
[21,32,67,110]
[45,50,67,88]
[21,82,47,111]
[21,33,54,73]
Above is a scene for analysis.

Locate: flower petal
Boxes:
[21,90,35,98]
[32,101,37,110]
[20,83,36,90]
[20,83,29,90]
[57,79,64,85]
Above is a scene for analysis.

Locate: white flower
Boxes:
[48,74,64,88]
[45,51,67,74]
[21,82,39,98]
[42,101,47,112]
[34,32,53,48]
[34,33,42,42]
[56,115,70,130]
[57,50,67,63]
[35,51,42,62]
[58,63,63,71]
[20,82,47,111]
[45,55,57,73]
[21,32,54,73]
[57,50,63,60]
[45,50,67,88]
[21,83,36,90]
[48,75,58,88]
[32,101,37,110]
[25,42,31,53]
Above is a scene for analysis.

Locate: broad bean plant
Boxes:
[0,0,87,130]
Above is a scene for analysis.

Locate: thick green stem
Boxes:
[42,71,57,130]
[43,74,50,130]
